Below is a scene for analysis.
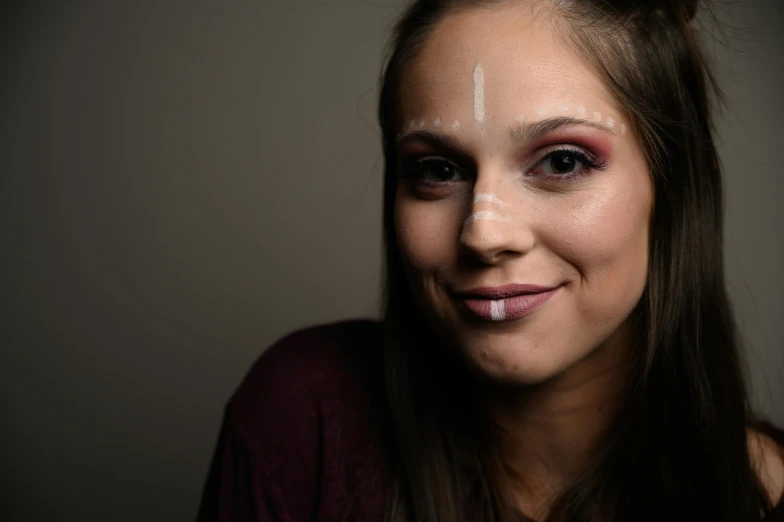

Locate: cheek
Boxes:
[550,180,652,311]
[394,191,462,271]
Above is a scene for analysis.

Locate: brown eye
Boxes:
[547,152,580,175]
[524,146,605,183]
[401,157,465,183]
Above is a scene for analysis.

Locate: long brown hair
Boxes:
[377,1,780,520]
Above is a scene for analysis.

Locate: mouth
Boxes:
[451,283,563,322]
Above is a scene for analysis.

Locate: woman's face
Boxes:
[394,3,653,385]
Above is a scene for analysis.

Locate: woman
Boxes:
[197,0,784,520]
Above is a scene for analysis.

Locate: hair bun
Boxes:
[667,0,698,21]
[619,0,698,23]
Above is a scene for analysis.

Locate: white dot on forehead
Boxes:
[452,120,460,129]
[559,103,569,112]
[515,114,525,122]
[536,106,548,117]
[434,117,441,127]
[419,118,425,127]
[409,119,415,129]
[620,123,627,134]
[606,117,615,128]
[593,111,602,121]
[576,106,586,116]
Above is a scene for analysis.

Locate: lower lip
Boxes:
[455,286,562,322]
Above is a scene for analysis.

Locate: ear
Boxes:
[747,428,784,507]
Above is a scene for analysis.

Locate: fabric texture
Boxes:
[196,319,390,522]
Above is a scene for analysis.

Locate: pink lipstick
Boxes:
[452,284,562,321]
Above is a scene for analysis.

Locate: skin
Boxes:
[393,2,784,516]
[393,3,651,514]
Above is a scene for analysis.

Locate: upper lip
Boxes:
[452,283,560,299]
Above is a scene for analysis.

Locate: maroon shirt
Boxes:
[196,319,390,522]
[196,318,784,522]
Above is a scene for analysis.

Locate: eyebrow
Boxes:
[509,116,615,142]
[397,131,475,165]
[398,115,615,150]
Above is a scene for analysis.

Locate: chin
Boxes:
[453,334,582,387]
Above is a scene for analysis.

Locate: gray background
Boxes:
[0,1,781,521]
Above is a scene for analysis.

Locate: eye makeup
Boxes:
[400,109,625,139]
[400,53,631,138]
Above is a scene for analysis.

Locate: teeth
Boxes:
[490,299,506,321]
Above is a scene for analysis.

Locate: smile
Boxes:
[452,284,562,321]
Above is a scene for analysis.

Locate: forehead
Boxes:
[399,3,618,123]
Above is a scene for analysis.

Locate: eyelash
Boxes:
[530,145,608,183]
[398,146,607,186]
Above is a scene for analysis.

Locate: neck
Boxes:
[477,321,635,519]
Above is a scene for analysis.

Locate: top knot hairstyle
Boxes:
[377,1,782,521]
[608,0,698,21]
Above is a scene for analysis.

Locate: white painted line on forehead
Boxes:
[474,193,510,207]
[463,210,511,226]
[473,64,485,123]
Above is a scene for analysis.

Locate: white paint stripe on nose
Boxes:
[463,210,511,227]
[474,193,510,207]
[473,63,485,123]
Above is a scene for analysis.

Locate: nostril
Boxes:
[458,246,515,268]
[458,205,533,264]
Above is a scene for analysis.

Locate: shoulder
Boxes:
[229,318,384,436]
[227,319,389,518]
[747,426,784,508]
[203,319,388,520]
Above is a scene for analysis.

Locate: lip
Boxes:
[453,283,560,299]
[452,284,562,322]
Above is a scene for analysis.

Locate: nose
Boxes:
[459,187,533,265]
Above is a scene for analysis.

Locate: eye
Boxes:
[527,147,606,182]
[543,151,582,175]
[400,157,466,184]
